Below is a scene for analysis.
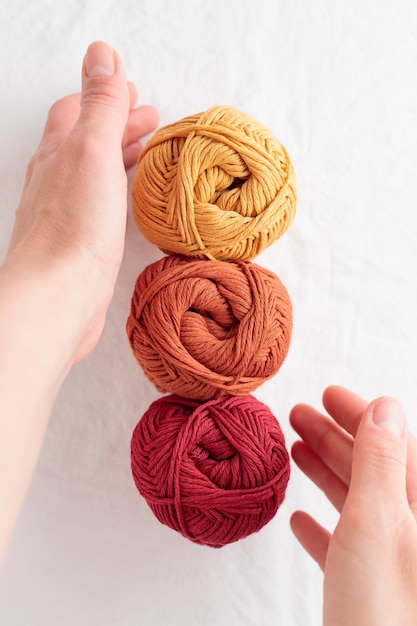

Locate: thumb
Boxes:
[78,41,130,143]
[349,396,408,511]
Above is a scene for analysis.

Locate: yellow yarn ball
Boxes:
[131,105,296,261]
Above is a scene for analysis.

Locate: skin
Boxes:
[0,41,158,564]
[291,387,417,625]
[0,40,416,625]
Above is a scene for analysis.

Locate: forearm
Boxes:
[0,256,83,565]
[0,41,158,568]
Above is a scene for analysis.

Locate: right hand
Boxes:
[290,386,417,625]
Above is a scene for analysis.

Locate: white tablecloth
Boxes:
[1,1,416,624]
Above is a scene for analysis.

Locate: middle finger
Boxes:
[290,403,354,486]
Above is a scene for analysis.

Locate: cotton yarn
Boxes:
[131,394,290,548]
[126,255,292,400]
[131,105,296,261]
[127,105,295,547]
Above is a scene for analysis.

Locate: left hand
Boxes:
[5,40,158,362]
[0,41,158,567]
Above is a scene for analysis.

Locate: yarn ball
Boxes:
[131,105,296,261]
[131,394,290,547]
[126,255,292,400]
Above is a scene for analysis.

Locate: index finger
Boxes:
[322,385,368,436]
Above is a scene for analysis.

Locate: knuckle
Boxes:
[47,99,62,119]
[25,153,38,178]
[363,439,405,474]
[46,99,66,129]
[63,131,105,170]
[47,94,74,119]
[339,461,352,486]
[315,423,333,457]
[24,147,53,183]
[81,82,121,109]
[409,500,417,518]
[31,144,55,166]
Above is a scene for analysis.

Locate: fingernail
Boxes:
[371,397,406,438]
[85,41,114,78]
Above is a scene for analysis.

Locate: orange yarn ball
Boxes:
[126,255,292,400]
[131,105,296,261]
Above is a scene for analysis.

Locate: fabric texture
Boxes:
[1,1,417,625]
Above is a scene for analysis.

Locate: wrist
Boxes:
[0,251,89,385]
[0,251,91,563]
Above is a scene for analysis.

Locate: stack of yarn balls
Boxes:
[127,105,296,548]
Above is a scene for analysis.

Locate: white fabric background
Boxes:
[1,1,417,624]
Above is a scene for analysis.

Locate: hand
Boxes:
[0,42,158,565]
[4,40,158,362]
[290,386,417,625]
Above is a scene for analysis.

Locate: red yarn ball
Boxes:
[131,394,290,547]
